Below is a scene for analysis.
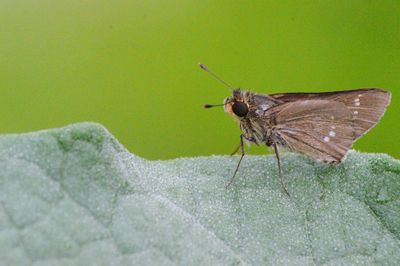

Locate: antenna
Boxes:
[198,63,234,91]
[204,103,225,109]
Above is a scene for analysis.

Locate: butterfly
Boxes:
[201,64,391,196]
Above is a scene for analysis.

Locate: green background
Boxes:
[0,1,399,160]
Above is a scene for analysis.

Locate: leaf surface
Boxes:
[0,123,399,265]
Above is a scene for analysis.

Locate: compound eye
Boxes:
[232,102,248,117]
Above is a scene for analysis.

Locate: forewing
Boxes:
[324,89,391,140]
[270,88,391,140]
[269,100,355,164]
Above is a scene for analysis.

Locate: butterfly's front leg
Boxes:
[226,135,255,188]
[230,135,255,155]
[230,144,240,156]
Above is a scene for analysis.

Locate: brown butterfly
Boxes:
[200,63,391,196]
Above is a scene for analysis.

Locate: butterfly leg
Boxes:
[226,134,245,189]
[272,143,290,196]
[230,144,241,156]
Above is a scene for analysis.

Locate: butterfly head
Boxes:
[204,89,251,119]
[199,63,251,119]
[224,89,250,119]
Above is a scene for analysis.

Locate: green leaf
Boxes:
[0,123,399,265]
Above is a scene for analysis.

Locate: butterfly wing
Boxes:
[267,99,359,164]
[270,88,391,140]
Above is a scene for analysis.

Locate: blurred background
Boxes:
[0,1,399,160]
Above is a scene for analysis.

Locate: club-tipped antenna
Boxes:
[204,103,225,109]
[198,63,234,91]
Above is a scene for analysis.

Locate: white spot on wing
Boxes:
[329,131,336,137]
[355,102,360,106]
[354,111,358,115]
[354,98,360,102]
[323,136,330,142]
[331,126,336,129]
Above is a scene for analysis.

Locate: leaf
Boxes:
[0,122,399,265]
